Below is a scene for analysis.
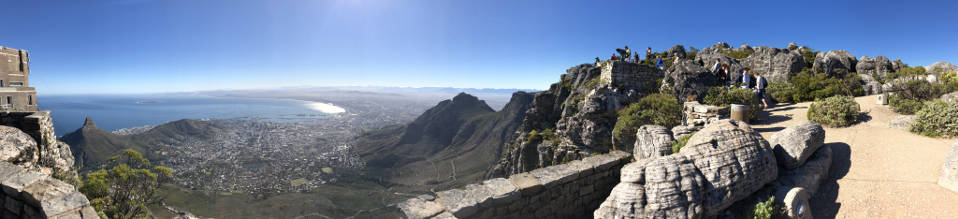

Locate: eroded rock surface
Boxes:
[940,141,958,193]
[633,125,673,159]
[664,60,723,101]
[740,46,807,82]
[771,121,826,169]
[0,126,38,167]
[595,120,778,218]
[813,50,857,76]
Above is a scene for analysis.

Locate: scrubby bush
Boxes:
[703,87,761,121]
[895,79,950,101]
[800,47,819,68]
[789,68,864,102]
[746,195,779,219]
[886,66,927,82]
[613,94,683,150]
[807,95,860,127]
[888,93,924,115]
[910,100,958,137]
[887,80,950,115]
[720,48,754,59]
[767,82,795,103]
[671,131,695,154]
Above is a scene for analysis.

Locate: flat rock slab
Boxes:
[940,141,958,193]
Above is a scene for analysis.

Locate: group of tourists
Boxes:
[598,46,769,109]
[712,59,768,109]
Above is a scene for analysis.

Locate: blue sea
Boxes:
[38,94,336,135]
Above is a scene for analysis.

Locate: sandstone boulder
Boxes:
[775,187,812,219]
[813,50,857,76]
[0,126,40,168]
[771,121,826,169]
[941,91,958,103]
[666,45,687,59]
[925,61,958,74]
[777,144,833,194]
[595,120,778,218]
[741,46,807,82]
[633,125,673,159]
[694,42,746,80]
[664,60,723,101]
[859,74,883,95]
[939,141,958,193]
[890,115,915,131]
[671,125,701,140]
[857,56,896,80]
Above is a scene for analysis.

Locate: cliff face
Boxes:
[487,61,663,178]
[354,92,534,188]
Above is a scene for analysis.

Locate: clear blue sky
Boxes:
[2,0,957,94]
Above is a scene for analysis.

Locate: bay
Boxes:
[38,94,341,135]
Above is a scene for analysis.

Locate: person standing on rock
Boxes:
[646,47,652,60]
[722,64,731,86]
[754,71,769,108]
[655,55,665,70]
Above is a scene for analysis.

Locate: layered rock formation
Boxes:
[857,56,900,80]
[664,60,723,101]
[489,61,662,177]
[771,121,826,169]
[925,61,958,74]
[594,120,779,218]
[740,46,807,82]
[632,125,672,159]
[813,50,858,76]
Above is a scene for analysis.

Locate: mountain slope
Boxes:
[353,92,534,189]
[60,118,219,169]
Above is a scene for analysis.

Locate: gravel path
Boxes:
[751,95,958,218]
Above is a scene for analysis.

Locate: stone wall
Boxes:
[598,60,662,92]
[0,111,73,175]
[399,151,632,219]
[1,161,98,218]
[683,101,728,127]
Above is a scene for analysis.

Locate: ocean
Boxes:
[37,94,342,135]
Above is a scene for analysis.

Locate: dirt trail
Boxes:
[751,95,958,218]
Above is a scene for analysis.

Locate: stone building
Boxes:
[0,46,39,111]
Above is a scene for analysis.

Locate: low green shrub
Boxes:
[703,87,761,121]
[613,94,683,150]
[886,66,927,82]
[789,68,864,102]
[767,82,795,103]
[894,79,950,101]
[910,100,958,137]
[720,48,754,59]
[671,131,695,154]
[807,95,860,127]
[888,93,924,115]
[746,195,779,219]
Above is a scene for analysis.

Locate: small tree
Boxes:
[80,149,172,218]
[612,94,682,150]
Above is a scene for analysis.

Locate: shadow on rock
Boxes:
[811,142,851,218]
